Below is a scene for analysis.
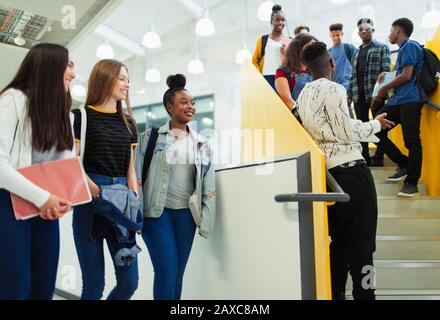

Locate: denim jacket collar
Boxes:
[158,121,208,146]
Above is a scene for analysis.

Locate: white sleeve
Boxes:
[0,92,50,208]
[324,85,381,141]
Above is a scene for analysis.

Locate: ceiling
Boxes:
[107,0,202,44]
[69,0,228,98]
[0,0,111,48]
[90,0,226,52]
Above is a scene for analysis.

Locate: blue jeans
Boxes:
[72,173,138,300]
[142,208,197,300]
[291,73,312,100]
[0,189,59,300]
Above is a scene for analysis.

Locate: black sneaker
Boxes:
[387,167,407,182]
[398,183,419,198]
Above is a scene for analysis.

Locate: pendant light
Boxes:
[236,0,252,65]
[188,23,205,74]
[257,1,274,22]
[421,1,440,29]
[195,0,216,37]
[96,40,114,59]
[144,50,161,83]
[142,0,161,48]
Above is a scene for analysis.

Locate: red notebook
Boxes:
[10,157,92,220]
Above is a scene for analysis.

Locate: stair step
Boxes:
[371,168,398,180]
[348,289,440,300]
[378,218,440,234]
[375,182,427,196]
[378,196,440,215]
[350,153,440,294]
[377,235,440,240]
[375,260,440,268]
[375,238,440,260]
[347,260,440,290]
[379,212,440,219]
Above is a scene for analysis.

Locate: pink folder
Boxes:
[10,157,92,220]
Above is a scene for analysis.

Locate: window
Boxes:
[132,95,215,137]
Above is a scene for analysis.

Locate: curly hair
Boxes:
[302,41,331,75]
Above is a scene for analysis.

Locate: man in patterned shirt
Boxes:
[373,18,426,197]
[296,42,393,300]
[348,18,391,166]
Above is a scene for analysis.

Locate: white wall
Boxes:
[57,157,303,300]
[0,44,28,90]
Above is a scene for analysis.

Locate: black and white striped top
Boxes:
[73,106,137,177]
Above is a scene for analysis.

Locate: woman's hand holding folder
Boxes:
[38,194,72,220]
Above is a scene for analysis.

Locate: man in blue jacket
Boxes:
[374,18,426,197]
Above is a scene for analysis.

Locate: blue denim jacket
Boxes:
[134,121,216,238]
[92,184,143,267]
[95,184,143,242]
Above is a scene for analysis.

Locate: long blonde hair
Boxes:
[85,59,135,134]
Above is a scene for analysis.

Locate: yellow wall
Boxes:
[390,27,440,195]
[241,61,331,300]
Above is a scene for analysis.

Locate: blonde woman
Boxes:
[72,59,139,300]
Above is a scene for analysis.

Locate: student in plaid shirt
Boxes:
[348,18,391,166]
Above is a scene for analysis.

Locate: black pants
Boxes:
[354,99,384,162]
[376,102,423,186]
[354,99,370,162]
[328,163,378,300]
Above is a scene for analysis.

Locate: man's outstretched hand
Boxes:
[375,113,395,129]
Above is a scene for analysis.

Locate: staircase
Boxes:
[348,157,440,300]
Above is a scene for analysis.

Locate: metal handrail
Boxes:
[426,99,440,112]
[274,170,350,204]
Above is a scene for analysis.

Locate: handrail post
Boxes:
[274,170,350,204]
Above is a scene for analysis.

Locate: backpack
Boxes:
[261,34,269,58]
[329,44,353,63]
[417,47,440,96]
[141,127,159,186]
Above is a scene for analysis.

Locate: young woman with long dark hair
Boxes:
[0,43,76,300]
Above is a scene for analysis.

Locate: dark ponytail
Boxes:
[163,74,187,115]
[270,4,283,23]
